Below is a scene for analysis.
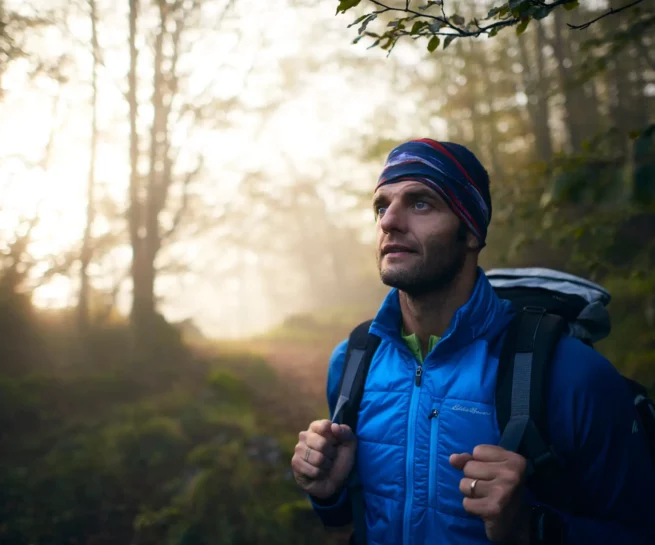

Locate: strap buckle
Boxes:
[522,305,547,315]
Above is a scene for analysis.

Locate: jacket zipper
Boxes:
[428,408,440,506]
[402,359,423,545]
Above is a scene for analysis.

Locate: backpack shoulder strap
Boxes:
[334,320,380,430]
[625,377,655,465]
[496,308,571,508]
[334,320,380,545]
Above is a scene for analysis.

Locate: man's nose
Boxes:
[379,202,407,233]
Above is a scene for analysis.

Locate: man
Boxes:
[290,138,655,545]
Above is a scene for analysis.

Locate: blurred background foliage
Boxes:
[0,0,653,543]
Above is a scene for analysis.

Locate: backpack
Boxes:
[333,267,655,545]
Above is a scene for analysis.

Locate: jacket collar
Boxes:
[369,267,514,353]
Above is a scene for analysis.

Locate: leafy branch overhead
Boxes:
[336,0,646,53]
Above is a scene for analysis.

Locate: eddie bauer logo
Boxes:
[451,404,491,416]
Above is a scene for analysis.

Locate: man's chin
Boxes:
[380,269,415,290]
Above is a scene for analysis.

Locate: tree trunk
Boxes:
[531,22,553,162]
[476,55,505,180]
[456,41,484,164]
[137,4,167,336]
[127,0,153,346]
[552,10,584,152]
[78,0,99,335]
[608,57,631,147]
[129,0,187,351]
[632,48,649,130]
[125,0,205,354]
[582,79,601,139]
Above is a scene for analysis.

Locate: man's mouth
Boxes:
[382,245,416,257]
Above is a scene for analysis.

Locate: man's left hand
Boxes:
[450,445,531,544]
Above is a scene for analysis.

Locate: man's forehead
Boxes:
[374,180,438,199]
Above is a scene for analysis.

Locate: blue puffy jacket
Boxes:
[310,270,655,545]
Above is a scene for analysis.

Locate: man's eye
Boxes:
[414,201,430,210]
[376,206,387,217]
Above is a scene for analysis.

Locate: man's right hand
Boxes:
[291,419,357,500]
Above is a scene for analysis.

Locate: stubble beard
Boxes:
[378,232,468,298]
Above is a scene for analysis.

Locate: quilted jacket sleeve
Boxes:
[544,336,655,545]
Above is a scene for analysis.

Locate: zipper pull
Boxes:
[428,409,439,419]
[415,364,423,386]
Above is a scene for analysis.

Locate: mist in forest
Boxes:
[1,1,653,544]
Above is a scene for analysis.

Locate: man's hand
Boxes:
[291,419,357,500]
[450,445,531,545]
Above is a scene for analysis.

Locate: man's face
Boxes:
[374,180,471,296]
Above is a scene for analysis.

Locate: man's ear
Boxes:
[466,231,480,251]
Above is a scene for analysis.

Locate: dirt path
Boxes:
[258,341,333,401]
[195,338,338,431]
[251,340,335,430]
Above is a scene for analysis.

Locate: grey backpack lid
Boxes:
[486,267,612,344]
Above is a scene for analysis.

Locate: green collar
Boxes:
[401,328,440,363]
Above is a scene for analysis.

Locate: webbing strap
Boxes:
[499,352,533,452]
[349,471,366,545]
[497,309,572,509]
[336,320,380,545]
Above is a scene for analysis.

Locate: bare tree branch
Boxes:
[215,0,237,27]
[567,0,643,30]
[363,0,574,38]
[0,214,41,291]
[342,0,646,51]
[161,155,204,242]
[97,269,130,324]
[34,249,79,286]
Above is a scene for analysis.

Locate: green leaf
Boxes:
[411,21,428,34]
[348,14,369,27]
[451,14,465,26]
[487,6,501,18]
[489,25,501,37]
[563,0,579,10]
[429,20,445,32]
[427,35,441,52]
[381,37,394,50]
[516,17,530,35]
[443,35,456,49]
[336,0,361,15]
[367,37,382,49]
[359,14,377,34]
[387,17,408,31]
[533,6,550,19]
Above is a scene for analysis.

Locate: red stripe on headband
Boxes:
[437,181,481,235]
[377,175,481,237]
[413,138,480,192]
